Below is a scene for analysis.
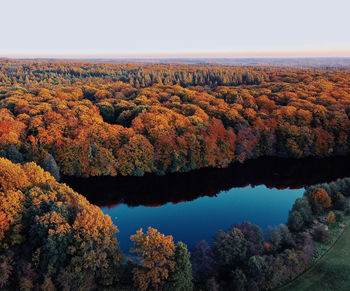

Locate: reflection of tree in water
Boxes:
[63,155,350,208]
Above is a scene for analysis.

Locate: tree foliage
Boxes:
[130,227,176,291]
[191,176,350,290]
[164,242,194,291]
[0,60,349,177]
[311,188,332,209]
[0,158,123,290]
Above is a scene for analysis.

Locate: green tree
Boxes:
[41,154,60,181]
[287,211,304,232]
[6,145,23,164]
[165,242,193,291]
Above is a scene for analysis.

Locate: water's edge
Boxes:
[63,155,350,208]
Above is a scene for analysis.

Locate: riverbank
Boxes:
[62,155,350,208]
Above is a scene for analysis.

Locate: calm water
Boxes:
[102,185,303,252]
[63,155,350,253]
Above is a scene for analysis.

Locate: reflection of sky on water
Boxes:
[102,185,304,253]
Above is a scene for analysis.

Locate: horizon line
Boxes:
[1,48,350,60]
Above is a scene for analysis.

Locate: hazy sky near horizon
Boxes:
[1,0,350,57]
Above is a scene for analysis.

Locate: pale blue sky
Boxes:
[1,0,350,57]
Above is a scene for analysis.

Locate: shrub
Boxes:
[345,207,350,216]
[313,225,331,243]
[326,211,336,223]
[335,192,348,210]
[335,211,344,222]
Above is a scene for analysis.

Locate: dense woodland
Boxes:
[0,158,123,290]
[1,159,350,290]
[1,60,350,290]
[191,177,350,290]
[0,60,350,177]
[0,158,192,290]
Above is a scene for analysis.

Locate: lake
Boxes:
[63,155,350,253]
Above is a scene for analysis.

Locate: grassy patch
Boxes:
[279,217,350,291]
[312,215,350,261]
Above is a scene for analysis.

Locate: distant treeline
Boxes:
[0,60,268,87]
[0,60,350,177]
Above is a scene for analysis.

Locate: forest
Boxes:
[0,60,350,178]
[1,60,350,290]
[1,154,350,290]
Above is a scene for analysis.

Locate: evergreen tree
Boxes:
[6,145,23,164]
[165,242,193,291]
[41,154,61,181]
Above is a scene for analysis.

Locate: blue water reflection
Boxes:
[102,185,304,253]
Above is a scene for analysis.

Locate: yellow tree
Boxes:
[0,210,9,240]
[326,211,336,223]
[130,227,175,291]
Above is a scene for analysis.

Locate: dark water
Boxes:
[63,155,350,253]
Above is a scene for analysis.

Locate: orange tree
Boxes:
[130,227,176,291]
[0,158,123,290]
[311,188,332,209]
[1,61,350,177]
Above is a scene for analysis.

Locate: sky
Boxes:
[1,0,350,58]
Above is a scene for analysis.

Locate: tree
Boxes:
[212,228,248,267]
[0,255,13,288]
[0,210,9,240]
[287,198,313,232]
[164,242,193,291]
[311,188,332,211]
[247,255,269,286]
[290,198,313,224]
[335,192,348,210]
[0,61,350,178]
[130,227,175,291]
[230,268,247,291]
[97,102,115,123]
[234,222,264,256]
[41,154,61,181]
[313,225,330,243]
[0,158,123,290]
[0,158,30,190]
[5,145,23,164]
[267,224,295,251]
[288,211,304,232]
[191,240,216,284]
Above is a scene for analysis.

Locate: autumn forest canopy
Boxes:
[0,60,350,178]
[2,149,350,290]
[1,60,350,290]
